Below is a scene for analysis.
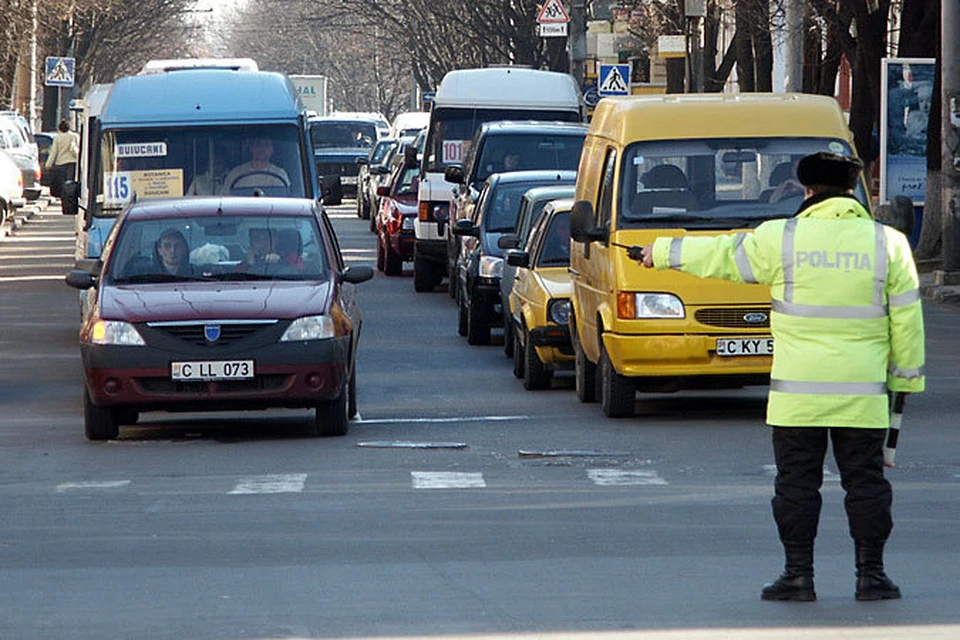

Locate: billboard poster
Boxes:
[880,57,935,205]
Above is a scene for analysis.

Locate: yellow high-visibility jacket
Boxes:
[652,194,925,428]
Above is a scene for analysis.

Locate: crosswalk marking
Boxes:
[229,474,307,495]
[56,480,131,492]
[411,471,486,489]
[588,469,669,486]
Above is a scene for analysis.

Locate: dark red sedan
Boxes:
[66,197,373,440]
[375,164,419,276]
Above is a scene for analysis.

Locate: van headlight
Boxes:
[90,320,146,345]
[478,255,503,280]
[548,298,570,325]
[280,315,335,341]
[617,293,685,319]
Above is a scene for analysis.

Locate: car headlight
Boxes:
[90,320,146,345]
[280,315,335,341]
[478,255,503,279]
[617,293,685,319]
[548,298,571,325]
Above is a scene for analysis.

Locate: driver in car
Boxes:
[221,137,290,194]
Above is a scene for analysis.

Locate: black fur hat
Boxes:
[796,152,863,190]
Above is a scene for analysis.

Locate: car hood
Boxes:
[100,281,333,323]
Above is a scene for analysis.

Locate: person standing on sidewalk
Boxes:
[45,120,79,199]
[637,152,926,602]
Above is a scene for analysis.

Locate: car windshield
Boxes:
[618,137,868,229]
[473,133,585,183]
[423,107,581,172]
[537,210,571,267]
[485,181,561,232]
[395,166,419,196]
[310,121,378,149]
[96,125,308,213]
[370,140,397,165]
[106,214,329,283]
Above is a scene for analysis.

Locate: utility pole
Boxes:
[684,0,705,93]
[568,0,587,89]
[941,0,960,278]
[29,0,38,128]
[783,0,803,92]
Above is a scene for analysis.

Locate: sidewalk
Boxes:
[0,194,54,239]
[919,270,960,306]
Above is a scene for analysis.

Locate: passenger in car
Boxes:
[154,229,193,276]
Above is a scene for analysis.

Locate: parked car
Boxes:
[355,137,398,220]
[309,115,382,205]
[375,163,419,276]
[64,196,374,440]
[506,199,574,390]
[0,119,41,201]
[498,183,576,356]
[0,148,26,223]
[443,121,587,299]
[452,170,576,345]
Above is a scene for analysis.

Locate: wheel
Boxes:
[573,324,597,403]
[368,204,377,231]
[466,292,491,345]
[599,343,635,418]
[413,254,434,292]
[361,195,371,221]
[503,308,514,357]
[523,328,551,390]
[511,328,525,379]
[355,193,364,218]
[312,384,349,437]
[347,366,358,420]
[457,287,468,336]
[384,243,402,276]
[117,408,139,425]
[83,389,120,441]
[376,237,385,271]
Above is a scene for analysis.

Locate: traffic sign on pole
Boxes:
[537,0,570,23]
[44,57,75,88]
[598,64,631,97]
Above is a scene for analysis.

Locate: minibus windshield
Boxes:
[618,137,868,229]
[423,107,581,173]
[95,124,307,215]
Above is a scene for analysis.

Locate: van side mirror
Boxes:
[570,200,607,243]
[497,234,519,250]
[444,166,465,185]
[61,180,80,216]
[452,219,479,237]
[505,249,529,268]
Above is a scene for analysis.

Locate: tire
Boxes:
[368,205,377,232]
[355,193,364,218]
[117,408,139,425]
[511,329,525,379]
[312,385,349,437]
[599,343,635,418]
[376,237,385,271]
[503,309,514,357]
[413,254,434,292]
[84,389,120,441]
[457,288,468,336]
[523,329,551,390]
[384,243,402,276]
[573,325,597,403]
[466,292,491,345]
[347,367,358,420]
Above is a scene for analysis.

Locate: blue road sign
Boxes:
[421,91,436,103]
[598,64,631,97]
[45,57,75,88]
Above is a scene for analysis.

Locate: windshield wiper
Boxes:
[114,273,210,284]
[633,213,757,227]
[211,272,302,281]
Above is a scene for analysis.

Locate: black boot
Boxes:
[761,541,816,602]
[855,539,901,601]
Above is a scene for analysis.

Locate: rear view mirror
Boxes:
[505,249,529,268]
[452,219,479,237]
[376,186,390,197]
[65,269,97,290]
[444,165,465,185]
[721,150,758,164]
[570,200,606,243]
[341,265,374,284]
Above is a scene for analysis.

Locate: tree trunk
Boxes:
[735,0,756,91]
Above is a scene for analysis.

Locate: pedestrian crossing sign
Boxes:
[598,64,631,97]
[45,57,75,88]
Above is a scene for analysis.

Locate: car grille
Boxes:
[694,307,771,329]
[146,321,276,348]
[137,374,290,394]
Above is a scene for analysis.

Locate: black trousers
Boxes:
[771,426,892,544]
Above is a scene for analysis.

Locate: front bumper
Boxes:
[81,336,350,411]
[388,230,416,260]
[604,332,771,382]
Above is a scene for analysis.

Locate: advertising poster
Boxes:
[880,58,935,205]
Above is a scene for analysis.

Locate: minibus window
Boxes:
[598,149,617,229]
[618,137,867,229]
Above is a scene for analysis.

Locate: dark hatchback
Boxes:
[66,197,374,441]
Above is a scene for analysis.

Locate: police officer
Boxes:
[637,152,925,602]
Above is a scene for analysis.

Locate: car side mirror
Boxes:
[376,186,390,197]
[505,249,529,268]
[444,166,465,185]
[356,157,369,166]
[452,219,478,237]
[65,269,97,290]
[497,234,519,250]
[403,145,418,169]
[341,265,374,284]
[61,180,80,216]
[570,200,607,243]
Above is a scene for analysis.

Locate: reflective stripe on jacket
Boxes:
[651,193,925,428]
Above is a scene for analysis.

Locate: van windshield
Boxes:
[618,137,868,229]
[423,107,581,173]
[95,125,308,214]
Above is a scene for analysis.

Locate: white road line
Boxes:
[229,473,307,495]
[356,415,528,425]
[412,472,486,489]
[763,464,840,481]
[55,480,131,492]
[588,469,669,486]
[0,275,70,282]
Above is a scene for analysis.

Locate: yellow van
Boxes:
[568,93,870,417]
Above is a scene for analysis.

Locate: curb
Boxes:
[0,196,54,239]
